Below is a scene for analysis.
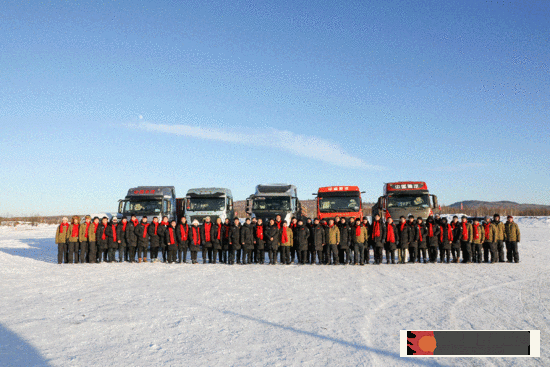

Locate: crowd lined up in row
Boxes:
[55,213,521,265]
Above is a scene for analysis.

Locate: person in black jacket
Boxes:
[311,218,325,265]
[116,217,128,262]
[450,215,461,263]
[212,218,223,264]
[105,217,119,263]
[416,217,428,263]
[426,216,440,263]
[265,219,279,265]
[201,217,215,264]
[306,218,314,264]
[289,217,298,263]
[371,215,386,265]
[96,217,110,263]
[240,218,254,264]
[362,218,371,264]
[338,218,351,265]
[439,217,453,263]
[158,216,169,262]
[165,220,178,263]
[147,217,161,262]
[176,217,190,263]
[229,218,241,265]
[295,220,310,264]
[134,216,150,263]
[254,218,266,264]
[222,218,231,264]
[126,216,138,263]
[189,220,201,264]
[397,216,410,264]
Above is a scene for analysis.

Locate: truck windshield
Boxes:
[319,196,361,213]
[123,200,162,214]
[253,197,290,211]
[187,198,225,212]
[387,194,430,208]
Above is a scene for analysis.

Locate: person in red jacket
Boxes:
[385,218,397,264]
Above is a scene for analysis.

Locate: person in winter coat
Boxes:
[450,216,461,263]
[229,218,241,265]
[253,218,266,264]
[385,218,397,264]
[493,214,506,262]
[116,217,128,262]
[416,217,428,263]
[439,218,453,263]
[55,217,70,264]
[134,216,150,263]
[459,216,473,263]
[77,215,92,263]
[189,220,202,264]
[362,218,371,264]
[426,216,440,263]
[295,220,310,265]
[66,216,80,264]
[338,218,351,265]
[306,218,314,264]
[105,217,119,263]
[147,217,161,262]
[212,218,223,264]
[176,217,190,263]
[397,216,409,264]
[504,216,521,263]
[279,221,294,265]
[158,216,170,262]
[482,216,497,263]
[311,218,326,265]
[165,220,178,263]
[370,215,385,265]
[289,217,298,263]
[265,219,279,265]
[351,218,368,265]
[221,218,231,264]
[471,218,485,263]
[240,218,254,264]
[97,217,110,263]
[126,215,139,263]
[201,217,215,264]
[326,219,340,265]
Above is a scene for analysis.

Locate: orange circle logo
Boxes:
[418,336,437,353]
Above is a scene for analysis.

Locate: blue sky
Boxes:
[1,0,549,216]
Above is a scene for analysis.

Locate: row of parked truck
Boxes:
[116,182,439,224]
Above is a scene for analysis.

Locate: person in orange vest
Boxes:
[55,217,70,264]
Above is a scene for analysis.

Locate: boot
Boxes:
[138,258,142,263]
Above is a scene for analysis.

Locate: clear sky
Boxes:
[1,0,549,216]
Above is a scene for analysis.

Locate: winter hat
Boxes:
[192,219,199,225]
[62,216,68,221]
[494,213,500,218]
[461,216,468,220]
[85,215,91,219]
[453,215,458,219]
[142,215,148,219]
[93,216,99,221]
[507,215,513,219]
[112,217,118,222]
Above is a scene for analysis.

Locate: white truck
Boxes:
[184,188,235,224]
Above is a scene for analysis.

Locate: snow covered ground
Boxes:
[0,217,548,366]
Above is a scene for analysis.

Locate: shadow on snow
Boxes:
[0,238,57,264]
[0,323,51,366]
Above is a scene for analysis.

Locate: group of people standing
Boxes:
[54,213,521,265]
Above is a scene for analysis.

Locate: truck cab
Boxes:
[315,186,364,222]
[372,181,438,220]
[245,183,302,223]
[184,188,234,224]
[117,186,177,222]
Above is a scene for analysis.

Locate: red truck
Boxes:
[314,186,364,222]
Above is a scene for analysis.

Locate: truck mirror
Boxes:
[118,201,124,214]
[354,206,359,212]
[166,201,171,213]
[245,199,252,214]
[431,195,438,208]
